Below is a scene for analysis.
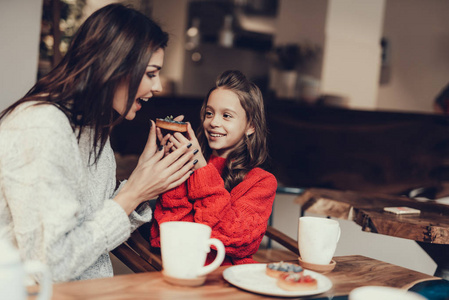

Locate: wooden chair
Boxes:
[111,224,162,272]
[111,224,299,273]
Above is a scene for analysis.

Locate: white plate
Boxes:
[223,263,333,297]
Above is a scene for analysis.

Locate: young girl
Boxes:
[150,70,277,265]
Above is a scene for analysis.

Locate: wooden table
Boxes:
[45,255,435,299]
[295,188,449,278]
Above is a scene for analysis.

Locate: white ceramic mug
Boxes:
[298,216,341,265]
[160,221,225,280]
[349,286,426,300]
[0,239,52,300]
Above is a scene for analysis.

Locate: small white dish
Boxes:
[298,256,336,273]
[223,263,332,297]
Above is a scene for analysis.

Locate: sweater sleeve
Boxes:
[0,104,132,282]
[114,180,152,232]
[149,182,194,247]
[188,163,277,259]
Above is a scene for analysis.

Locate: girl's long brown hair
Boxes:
[0,4,168,163]
[197,70,269,191]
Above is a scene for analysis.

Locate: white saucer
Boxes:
[162,271,206,287]
[298,257,337,273]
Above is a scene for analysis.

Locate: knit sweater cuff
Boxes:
[160,183,189,208]
[188,163,223,199]
[97,200,131,252]
[129,202,152,232]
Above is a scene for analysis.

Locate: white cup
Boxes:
[160,221,225,280]
[0,239,52,300]
[349,286,426,300]
[298,216,341,265]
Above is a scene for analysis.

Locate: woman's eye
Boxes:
[146,72,156,79]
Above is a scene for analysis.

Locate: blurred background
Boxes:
[2,0,449,113]
[2,0,449,277]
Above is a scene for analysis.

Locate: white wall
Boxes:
[275,0,449,113]
[274,0,327,79]
[320,0,386,109]
[152,0,188,94]
[0,0,43,112]
[81,0,119,22]
[273,0,386,108]
[377,0,449,113]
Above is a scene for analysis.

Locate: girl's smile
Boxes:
[208,131,226,140]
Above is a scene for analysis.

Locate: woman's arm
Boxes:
[113,180,152,232]
[0,104,131,282]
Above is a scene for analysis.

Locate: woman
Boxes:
[0,4,197,283]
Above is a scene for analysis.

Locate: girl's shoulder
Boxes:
[247,167,277,183]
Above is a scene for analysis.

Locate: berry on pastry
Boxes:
[277,273,318,291]
[266,261,304,278]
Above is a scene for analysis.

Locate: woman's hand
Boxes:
[167,122,207,171]
[114,120,197,215]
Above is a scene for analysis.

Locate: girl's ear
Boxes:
[246,125,255,136]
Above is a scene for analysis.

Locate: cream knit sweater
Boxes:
[0,102,151,283]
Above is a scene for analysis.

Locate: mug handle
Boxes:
[336,226,341,243]
[24,261,52,300]
[197,238,225,277]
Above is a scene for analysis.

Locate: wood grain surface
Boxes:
[46,255,435,300]
[295,188,449,244]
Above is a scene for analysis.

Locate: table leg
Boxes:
[417,242,449,279]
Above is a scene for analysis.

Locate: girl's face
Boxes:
[113,48,164,120]
[203,88,255,158]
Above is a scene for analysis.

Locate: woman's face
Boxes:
[113,48,165,120]
[203,88,255,158]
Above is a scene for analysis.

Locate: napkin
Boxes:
[408,279,449,300]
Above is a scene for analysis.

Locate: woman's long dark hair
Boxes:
[197,70,269,191]
[0,4,168,163]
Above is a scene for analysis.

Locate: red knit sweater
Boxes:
[150,155,277,265]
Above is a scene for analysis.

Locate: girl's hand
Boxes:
[156,115,184,156]
[114,120,197,215]
[157,127,171,156]
[167,122,207,170]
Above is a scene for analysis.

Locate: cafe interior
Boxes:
[2,0,449,298]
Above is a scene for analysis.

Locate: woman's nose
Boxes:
[152,77,163,93]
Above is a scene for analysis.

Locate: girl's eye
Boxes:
[223,113,232,118]
[205,111,213,117]
[146,72,156,79]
